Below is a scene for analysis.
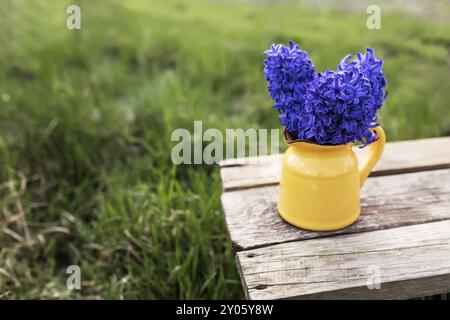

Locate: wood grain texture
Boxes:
[220,136,450,191]
[221,169,450,251]
[237,220,450,300]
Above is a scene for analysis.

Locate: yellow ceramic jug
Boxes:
[278,127,386,231]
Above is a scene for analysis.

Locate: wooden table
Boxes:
[219,136,450,299]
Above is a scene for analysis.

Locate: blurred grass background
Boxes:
[0,0,449,299]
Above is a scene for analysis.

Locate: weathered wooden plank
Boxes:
[220,136,450,191]
[221,168,450,251]
[237,220,450,300]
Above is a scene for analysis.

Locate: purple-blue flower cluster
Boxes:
[263,41,316,134]
[264,42,387,145]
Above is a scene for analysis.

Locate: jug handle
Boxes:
[359,126,386,187]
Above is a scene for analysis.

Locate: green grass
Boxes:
[0,0,449,299]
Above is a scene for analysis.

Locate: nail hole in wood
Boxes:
[254,284,268,290]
